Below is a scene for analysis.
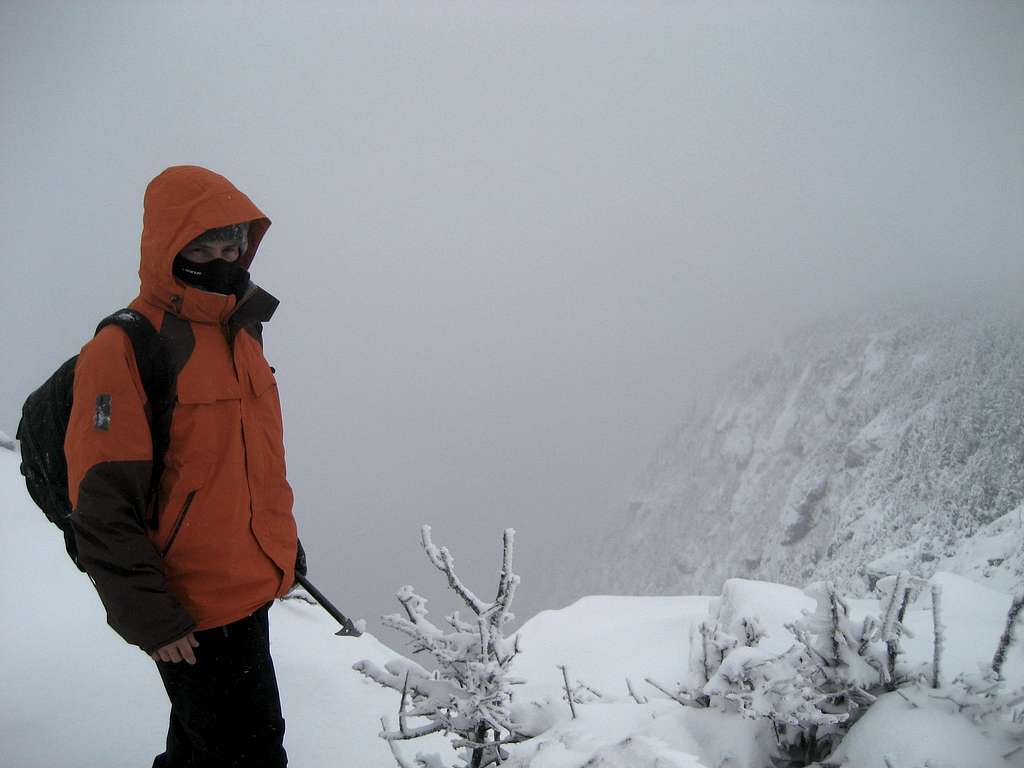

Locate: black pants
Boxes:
[152,604,287,768]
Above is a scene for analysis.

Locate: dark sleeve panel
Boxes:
[72,460,195,652]
[65,326,194,653]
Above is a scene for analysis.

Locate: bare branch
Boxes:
[578,681,605,700]
[494,528,517,612]
[398,672,411,737]
[644,677,692,708]
[380,717,416,768]
[931,584,944,689]
[626,677,649,704]
[558,665,577,720]
[992,591,1024,679]
[892,688,919,709]
[421,525,488,614]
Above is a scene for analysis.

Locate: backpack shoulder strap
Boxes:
[95,309,173,525]
[95,309,170,416]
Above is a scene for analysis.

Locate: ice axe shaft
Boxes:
[295,573,362,637]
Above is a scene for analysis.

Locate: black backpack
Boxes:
[16,309,171,571]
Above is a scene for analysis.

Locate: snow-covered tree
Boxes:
[652,578,932,765]
[703,642,848,764]
[354,526,528,768]
[719,582,883,762]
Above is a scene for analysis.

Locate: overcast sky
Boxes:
[2,2,1023,638]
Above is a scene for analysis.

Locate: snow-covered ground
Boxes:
[2,445,1023,767]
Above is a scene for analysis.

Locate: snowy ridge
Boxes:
[577,301,1024,600]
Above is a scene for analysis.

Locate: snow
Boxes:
[935,511,1024,592]
[830,687,1021,768]
[514,595,712,702]
[712,578,813,654]
[3,445,1023,767]
[504,703,706,768]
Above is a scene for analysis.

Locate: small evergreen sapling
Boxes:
[354,527,527,768]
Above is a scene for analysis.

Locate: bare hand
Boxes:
[151,633,199,664]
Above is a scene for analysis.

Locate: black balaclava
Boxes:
[172,223,252,298]
[172,254,251,298]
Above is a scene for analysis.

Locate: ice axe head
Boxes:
[335,617,362,637]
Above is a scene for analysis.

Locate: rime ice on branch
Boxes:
[354,526,527,768]
[991,590,1024,681]
[874,572,928,690]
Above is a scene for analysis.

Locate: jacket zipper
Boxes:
[160,490,197,558]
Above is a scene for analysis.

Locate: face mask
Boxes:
[172,254,251,298]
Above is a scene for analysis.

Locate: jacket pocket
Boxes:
[247,357,277,399]
[160,489,197,558]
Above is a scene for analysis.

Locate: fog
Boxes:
[2,2,1022,640]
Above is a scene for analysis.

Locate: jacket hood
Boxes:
[139,166,271,324]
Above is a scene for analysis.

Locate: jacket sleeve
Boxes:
[65,325,195,653]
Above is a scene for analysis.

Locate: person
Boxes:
[64,165,300,767]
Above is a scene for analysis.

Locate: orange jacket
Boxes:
[65,166,297,652]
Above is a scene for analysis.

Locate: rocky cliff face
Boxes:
[581,301,1024,598]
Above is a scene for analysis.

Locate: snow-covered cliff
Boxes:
[581,300,1024,599]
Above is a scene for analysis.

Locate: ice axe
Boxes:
[295,573,362,637]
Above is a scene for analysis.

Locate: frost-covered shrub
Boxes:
[704,642,847,764]
[651,576,931,766]
[354,526,529,768]
[710,582,876,763]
